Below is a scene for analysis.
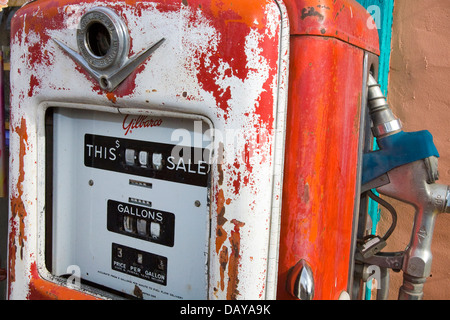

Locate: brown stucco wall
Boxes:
[383,0,450,300]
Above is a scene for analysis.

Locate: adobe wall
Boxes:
[384,0,450,300]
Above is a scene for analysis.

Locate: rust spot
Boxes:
[301,7,325,22]
[106,92,117,104]
[217,207,227,226]
[231,171,241,196]
[27,261,99,300]
[303,183,310,204]
[133,285,143,299]
[226,219,245,300]
[217,142,224,185]
[317,5,331,10]
[215,189,227,254]
[219,246,228,291]
[217,164,224,186]
[9,117,29,290]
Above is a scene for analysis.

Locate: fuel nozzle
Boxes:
[376,160,450,300]
[367,74,402,139]
[360,74,450,300]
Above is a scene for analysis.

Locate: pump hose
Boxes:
[366,190,397,241]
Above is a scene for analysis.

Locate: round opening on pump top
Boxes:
[86,22,111,57]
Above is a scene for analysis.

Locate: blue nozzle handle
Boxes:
[362,130,440,186]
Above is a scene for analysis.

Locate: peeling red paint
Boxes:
[179,0,279,125]
[231,171,241,196]
[28,75,40,98]
[27,262,98,300]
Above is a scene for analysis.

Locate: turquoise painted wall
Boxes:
[356,0,394,95]
[355,0,394,234]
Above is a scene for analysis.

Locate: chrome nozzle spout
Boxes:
[367,74,403,138]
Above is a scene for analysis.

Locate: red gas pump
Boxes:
[6,0,448,301]
[277,0,379,300]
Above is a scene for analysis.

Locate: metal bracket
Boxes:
[355,251,404,272]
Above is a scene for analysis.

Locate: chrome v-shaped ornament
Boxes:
[53,38,165,92]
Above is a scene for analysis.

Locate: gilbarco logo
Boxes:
[122,115,163,135]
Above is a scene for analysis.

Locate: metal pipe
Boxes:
[376,267,390,300]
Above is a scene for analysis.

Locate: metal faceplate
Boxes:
[8,0,289,300]
[51,108,211,299]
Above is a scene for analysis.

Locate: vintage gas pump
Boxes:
[6,0,448,300]
[7,0,290,300]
